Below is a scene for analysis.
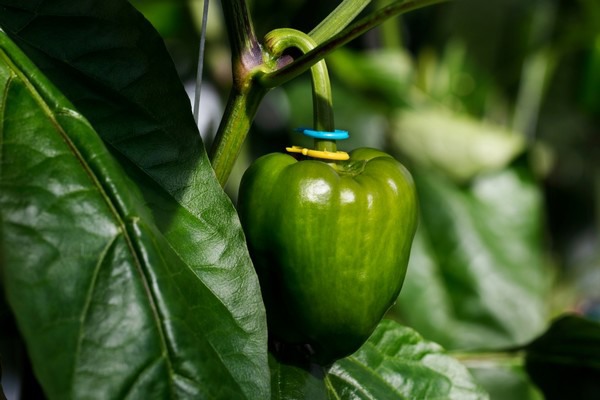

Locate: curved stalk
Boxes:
[264,29,336,153]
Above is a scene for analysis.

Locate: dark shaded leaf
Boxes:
[269,354,328,400]
[525,314,600,400]
[0,31,267,399]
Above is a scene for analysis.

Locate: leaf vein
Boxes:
[70,232,121,396]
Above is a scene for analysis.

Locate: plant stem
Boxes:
[309,0,372,45]
[511,0,556,141]
[259,0,449,89]
[210,86,268,186]
[220,0,260,75]
[264,29,334,131]
[378,0,404,49]
[210,0,267,186]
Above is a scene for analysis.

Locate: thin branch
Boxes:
[309,0,372,45]
[259,0,449,89]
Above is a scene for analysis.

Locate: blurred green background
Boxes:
[131,0,600,398]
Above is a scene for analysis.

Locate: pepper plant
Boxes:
[1,0,599,399]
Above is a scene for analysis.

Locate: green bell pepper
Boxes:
[238,147,418,365]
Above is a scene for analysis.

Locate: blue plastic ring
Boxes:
[297,128,349,140]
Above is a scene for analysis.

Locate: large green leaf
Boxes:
[0,30,267,400]
[0,1,264,342]
[392,164,550,350]
[270,320,488,399]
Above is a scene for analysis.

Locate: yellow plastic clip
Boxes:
[286,146,350,161]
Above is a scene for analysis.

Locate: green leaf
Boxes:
[0,0,270,396]
[525,314,600,399]
[392,165,550,350]
[328,48,414,109]
[270,320,488,399]
[391,107,525,182]
[0,30,267,400]
[0,1,263,332]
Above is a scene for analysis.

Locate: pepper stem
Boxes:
[264,29,337,153]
